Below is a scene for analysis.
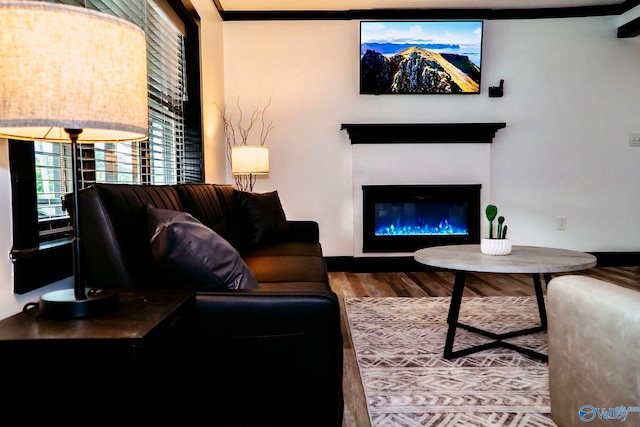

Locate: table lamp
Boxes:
[0,2,149,318]
[231,145,269,191]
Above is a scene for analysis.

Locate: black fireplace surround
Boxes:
[363,184,481,252]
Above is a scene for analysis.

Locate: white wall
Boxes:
[619,4,640,27]
[488,17,640,252]
[220,16,640,256]
[222,21,357,253]
[191,0,226,183]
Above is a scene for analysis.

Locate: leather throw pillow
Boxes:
[237,190,289,246]
[146,205,258,290]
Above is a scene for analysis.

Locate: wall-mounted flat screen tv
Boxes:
[360,21,483,95]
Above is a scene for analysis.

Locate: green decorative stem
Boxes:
[497,216,505,240]
[485,205,498,239]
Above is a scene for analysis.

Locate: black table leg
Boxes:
[444,271,466,359]
[532,273,548,330]
[443,271,549,362]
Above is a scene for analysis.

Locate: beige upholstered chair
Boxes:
[547,275,640,426]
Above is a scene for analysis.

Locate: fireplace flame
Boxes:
[375,217,468,236]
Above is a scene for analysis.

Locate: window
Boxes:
[35,0,187,226]
[10,0,202,293]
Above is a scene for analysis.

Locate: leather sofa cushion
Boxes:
[243,255,328,284]
[242,241,323,258]
[147,205,258,290]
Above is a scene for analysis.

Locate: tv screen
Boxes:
[360,21,483,95]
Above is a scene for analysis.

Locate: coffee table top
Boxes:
[414,244,597,274]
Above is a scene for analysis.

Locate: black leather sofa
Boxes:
[72,183,343,426]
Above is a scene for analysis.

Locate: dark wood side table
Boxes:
[0,289,196,397]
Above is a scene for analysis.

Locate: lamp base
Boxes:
[38,288,119,319]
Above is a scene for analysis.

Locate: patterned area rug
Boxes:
[345,297,556,427]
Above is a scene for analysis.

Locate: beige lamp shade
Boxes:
[0,1,148,143]
[232,146,270,175]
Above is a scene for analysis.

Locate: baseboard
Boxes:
[325,251,639,272]
[590,251,640,267]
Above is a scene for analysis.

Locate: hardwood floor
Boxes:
[329,266,640,427]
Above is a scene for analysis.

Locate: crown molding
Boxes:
[218,4,626,21]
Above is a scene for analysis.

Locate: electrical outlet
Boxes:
[557,217,567,230]
[630,133,640,146]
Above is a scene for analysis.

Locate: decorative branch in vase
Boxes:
[481,204,511,255]
[218,97,274,191]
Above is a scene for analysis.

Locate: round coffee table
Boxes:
[414,244,597,361]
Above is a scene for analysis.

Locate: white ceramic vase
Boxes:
[480,238,512,256]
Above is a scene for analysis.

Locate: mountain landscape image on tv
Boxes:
[360,21,483,95]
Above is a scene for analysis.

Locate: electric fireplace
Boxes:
[363,184,481,252]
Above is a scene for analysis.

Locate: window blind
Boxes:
[34,0,187,224]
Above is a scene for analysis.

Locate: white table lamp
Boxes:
[0,1,149,318]
[231,145,269,191]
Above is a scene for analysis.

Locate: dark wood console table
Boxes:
[0,289,196,396]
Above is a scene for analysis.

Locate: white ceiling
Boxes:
[217,0,622,12]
